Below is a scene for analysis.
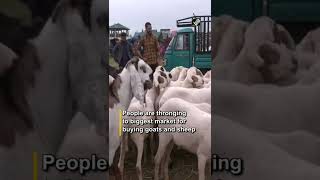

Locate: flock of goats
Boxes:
[108,58,211,180]
[2,0,320,178]
[213,15,320,179]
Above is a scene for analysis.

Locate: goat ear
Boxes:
[154,75,160,87]
[191,75,199,83]
[274,24,295,50]
[129,65,144,102]
[258,42,280,65]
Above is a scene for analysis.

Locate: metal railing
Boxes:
[177,15,212,54]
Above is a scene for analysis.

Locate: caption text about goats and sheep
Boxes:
[121,110,196,134]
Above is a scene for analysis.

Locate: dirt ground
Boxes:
[122,139,211,180]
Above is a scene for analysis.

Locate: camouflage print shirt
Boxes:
[138,33,159,65]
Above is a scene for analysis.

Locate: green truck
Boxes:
[213,0,320,42]
[163,16,212,72]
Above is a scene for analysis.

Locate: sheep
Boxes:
[154,98,211,180]
[213,115,320,180]
[0,43,16,76]
[109,57,153,180]
[120,65,172,180]
[213,79,320,136]
[170,67,204,88]
[169,66,186,81]
[158,86,211,108]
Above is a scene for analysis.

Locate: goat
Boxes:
[155,98,211,180]
[169,66,186,81]
[120,65,171,180]
[158,86,211,108]
[109,57,153,180]
[170,67,204,88]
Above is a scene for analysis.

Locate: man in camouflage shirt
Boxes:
[137,22,160,72]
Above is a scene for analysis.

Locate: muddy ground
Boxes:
[122,139,211,180]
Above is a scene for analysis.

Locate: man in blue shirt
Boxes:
[112,32,134,70]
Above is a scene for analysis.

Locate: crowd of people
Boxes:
[110,22,172,73]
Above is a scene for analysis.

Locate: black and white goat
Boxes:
[109,57,153,179]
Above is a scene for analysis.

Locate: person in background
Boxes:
[137,22,160,72]
[131,38,140,57]
[112,32,133,71]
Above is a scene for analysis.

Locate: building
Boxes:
[109,23,130,39]
[160,29,170,39]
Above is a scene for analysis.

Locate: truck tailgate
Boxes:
[194,54,212,69]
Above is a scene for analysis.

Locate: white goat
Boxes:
[169,66,186,81]
[109,57,153,180]
[170,67,204,88]
[121,65,171,180]
[158,87,211,108]
[154,66,172,88]
[154,98,211,180]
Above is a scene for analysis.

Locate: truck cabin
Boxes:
[164,15,212,72]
